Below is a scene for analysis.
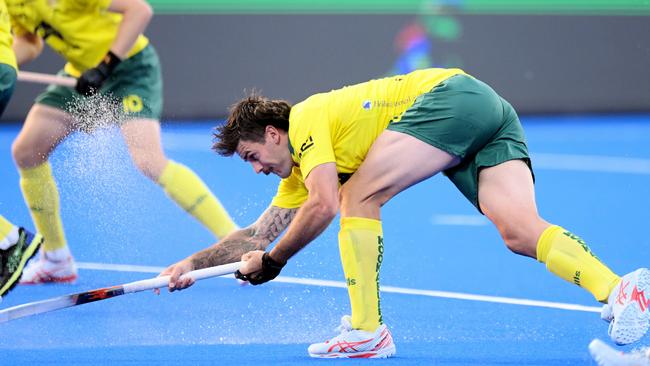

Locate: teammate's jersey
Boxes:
[271,67,466,209]
[0,0,16,69]
[7,0,149,76]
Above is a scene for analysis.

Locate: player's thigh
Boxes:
[341,129,460,217]
[478,159,548,244]
[12,103,73,168]
[120,118,167,179]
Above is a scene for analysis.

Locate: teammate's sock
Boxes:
[157,160,238,239]
[537,225,620,302]
[19,162,67,251]
[0,215,19,250]
[338,217,384,331]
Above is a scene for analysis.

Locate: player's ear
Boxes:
[265,125,280,144]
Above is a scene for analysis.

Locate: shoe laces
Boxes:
[335,315,353,334]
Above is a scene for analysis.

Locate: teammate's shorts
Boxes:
[35,44,162,121]
[387,74,533,212]
[0,63,16,117]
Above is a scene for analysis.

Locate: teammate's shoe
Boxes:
[601,268,650,345]
[0,228,43,296]
[19,248,78,284]
[307,315,396,359]
[589,338,650,366]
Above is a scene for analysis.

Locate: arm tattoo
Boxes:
[190,206,298,269]
[251,205,298,243]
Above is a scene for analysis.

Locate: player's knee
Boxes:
[132,154,166,181]
[11,138,44,168]
[339,184,386,212]
[499,228,536,257]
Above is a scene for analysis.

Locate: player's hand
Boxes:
[235,250,285,285]
[75,51,121,96]
[154,258,195,294]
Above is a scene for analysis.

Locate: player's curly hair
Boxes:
[212,93,292,156]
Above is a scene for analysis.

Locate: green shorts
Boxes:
[387,74,533,212]
[35,44,163,121]
[0,63,16,117]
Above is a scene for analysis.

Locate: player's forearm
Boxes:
[269,198,337,263]
[189,227,265,269]
[190,205,298,269]
[108,0,152,58]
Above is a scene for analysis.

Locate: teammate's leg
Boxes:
[121,118,238,239]
[11,104,77,284]
[0,214,43,296]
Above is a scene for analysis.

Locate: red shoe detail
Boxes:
[349,353,377,358]
[631,286,650,313]
[373,329,393,350]
[327,338,373,353]
[20,269,77,284]
[617,280,630,305]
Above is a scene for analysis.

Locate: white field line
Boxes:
[76,261,601,314]
[531,153,650,175]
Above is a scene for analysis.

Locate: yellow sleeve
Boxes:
[291,101,336,180]
[271,166,309,209]
[62,0,112,13]
[9,18,29,37]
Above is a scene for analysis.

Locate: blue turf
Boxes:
[0,114,649,365]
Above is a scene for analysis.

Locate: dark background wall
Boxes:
[3,14,649,121]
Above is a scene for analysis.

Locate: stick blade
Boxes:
[0,295,76,323]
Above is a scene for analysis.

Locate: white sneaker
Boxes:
[602,269,650,345]
[589,338,650,366]
[307,315,396,359]
[19,248,78,284]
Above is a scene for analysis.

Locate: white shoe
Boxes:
[19,248,78,284]
[307,315,396,359]
[589,339,650,366]
[602,269,650,345]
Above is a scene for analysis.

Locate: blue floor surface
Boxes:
[0,114,649,365]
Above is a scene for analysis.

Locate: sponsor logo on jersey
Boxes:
[298,135,314,158]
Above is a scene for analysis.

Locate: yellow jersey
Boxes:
[0,0,16,69]
[7,0,148,76]
[271,68,466,208]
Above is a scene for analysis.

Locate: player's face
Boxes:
[237,136,293,179]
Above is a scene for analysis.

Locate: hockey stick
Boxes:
[17,70,76,88]
[0,261,242,323]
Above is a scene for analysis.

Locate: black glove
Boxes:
[235,252,285,285]
[75,51,121,96]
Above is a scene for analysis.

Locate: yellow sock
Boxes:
[0,214,18,247]
[158,160,237,239]
[19,162,67,251]
[0,214,13,240]
[537,225,620,302]
[339,217,384,331]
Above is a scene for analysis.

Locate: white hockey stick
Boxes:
[17,70,76,88]
[0,261,242,323]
